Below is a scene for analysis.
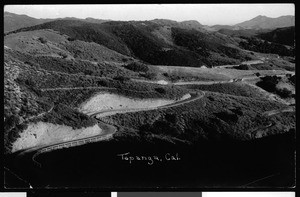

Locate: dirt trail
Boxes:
[262,106,295,116]
[214,60,264,68]
[247,106,295,139]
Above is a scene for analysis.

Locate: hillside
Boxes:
[217,28,269,38]
[256,26,295,47]
[4,12,112,33]
[4,11,52,33]
[235,15,295,30]
[212,15,295,31]
[4,12,295,188]
[7,19,256,67]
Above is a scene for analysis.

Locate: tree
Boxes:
[155,87,166,94]
[277,88,292,98]
[125,62,149,72]
[113,76,130,83]
[38,37,47,44]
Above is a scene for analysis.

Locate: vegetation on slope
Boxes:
[239,36,294,57]
[182,82,265,98]
[8,19,255,67]
[5,49,139,79]
[256,75,294,99]
[256,26,295,47]
[102,91,294,144]
[4,48,191,154]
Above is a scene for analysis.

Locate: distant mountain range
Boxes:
[4,12,52,33]
[235,15,295,30]
[211,15,294,31]
[4,12,111,33]
[4,11,295,33]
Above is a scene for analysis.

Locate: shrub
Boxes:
[165,113,177,124]
[38,37,47,44]
[124,62,149,72]
[163,72,169,77]
[122,58,128,62]
[84,69,94,75]
[155,87,166,94]
[140,72,157,80]
[5,115,20,129]
[59,52,68,59]
[276,88,292,98]
[67,37,76,41]
[25,79,36,87]
[234,64,249,70]
[97,80,108,87]
[113,76,130,83]
[289,75,295,85]
[215,111,238,123]
[256,75,280,92]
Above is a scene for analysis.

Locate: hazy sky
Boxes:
[4,4,295,25]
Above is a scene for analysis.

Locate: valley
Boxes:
[3,10,295,188]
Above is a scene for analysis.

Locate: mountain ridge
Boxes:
[4,11,295,33]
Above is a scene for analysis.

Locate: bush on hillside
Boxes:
[38,37,47,44]
[155,87,166,94]
[113,76,130,83]
[67,37,76,41]
[276,88,292,98]
[140,72,157,80]
[233,64,249,70]
[124,62,149,73]
[256,76,281,92]
[289,75,295,85]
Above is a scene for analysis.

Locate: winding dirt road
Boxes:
[8,61,294,187]
[14,91,204,169]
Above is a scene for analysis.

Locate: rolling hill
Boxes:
[4,11,112,33]
[4,11,295,188]
[256,26,295,47]
[6,19,255,67]
[4,11,52,33]
[211,15,295,31]
[235,15,295,30]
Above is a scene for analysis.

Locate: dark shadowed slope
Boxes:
[256,26,295,47]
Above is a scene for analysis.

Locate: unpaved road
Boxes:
[247,106,295,139]
[214,60,264,68]
[262,106,295,116]
[8,61,294,187]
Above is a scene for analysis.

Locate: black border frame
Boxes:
[1,1,297,195]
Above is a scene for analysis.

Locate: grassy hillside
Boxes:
[171,27,253,66]
[182,82,266,98]
[4,29,133,64]
[4,48,190,154]
[7,19,257,67]
[102,91,294,143]
[4,11,52,33]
